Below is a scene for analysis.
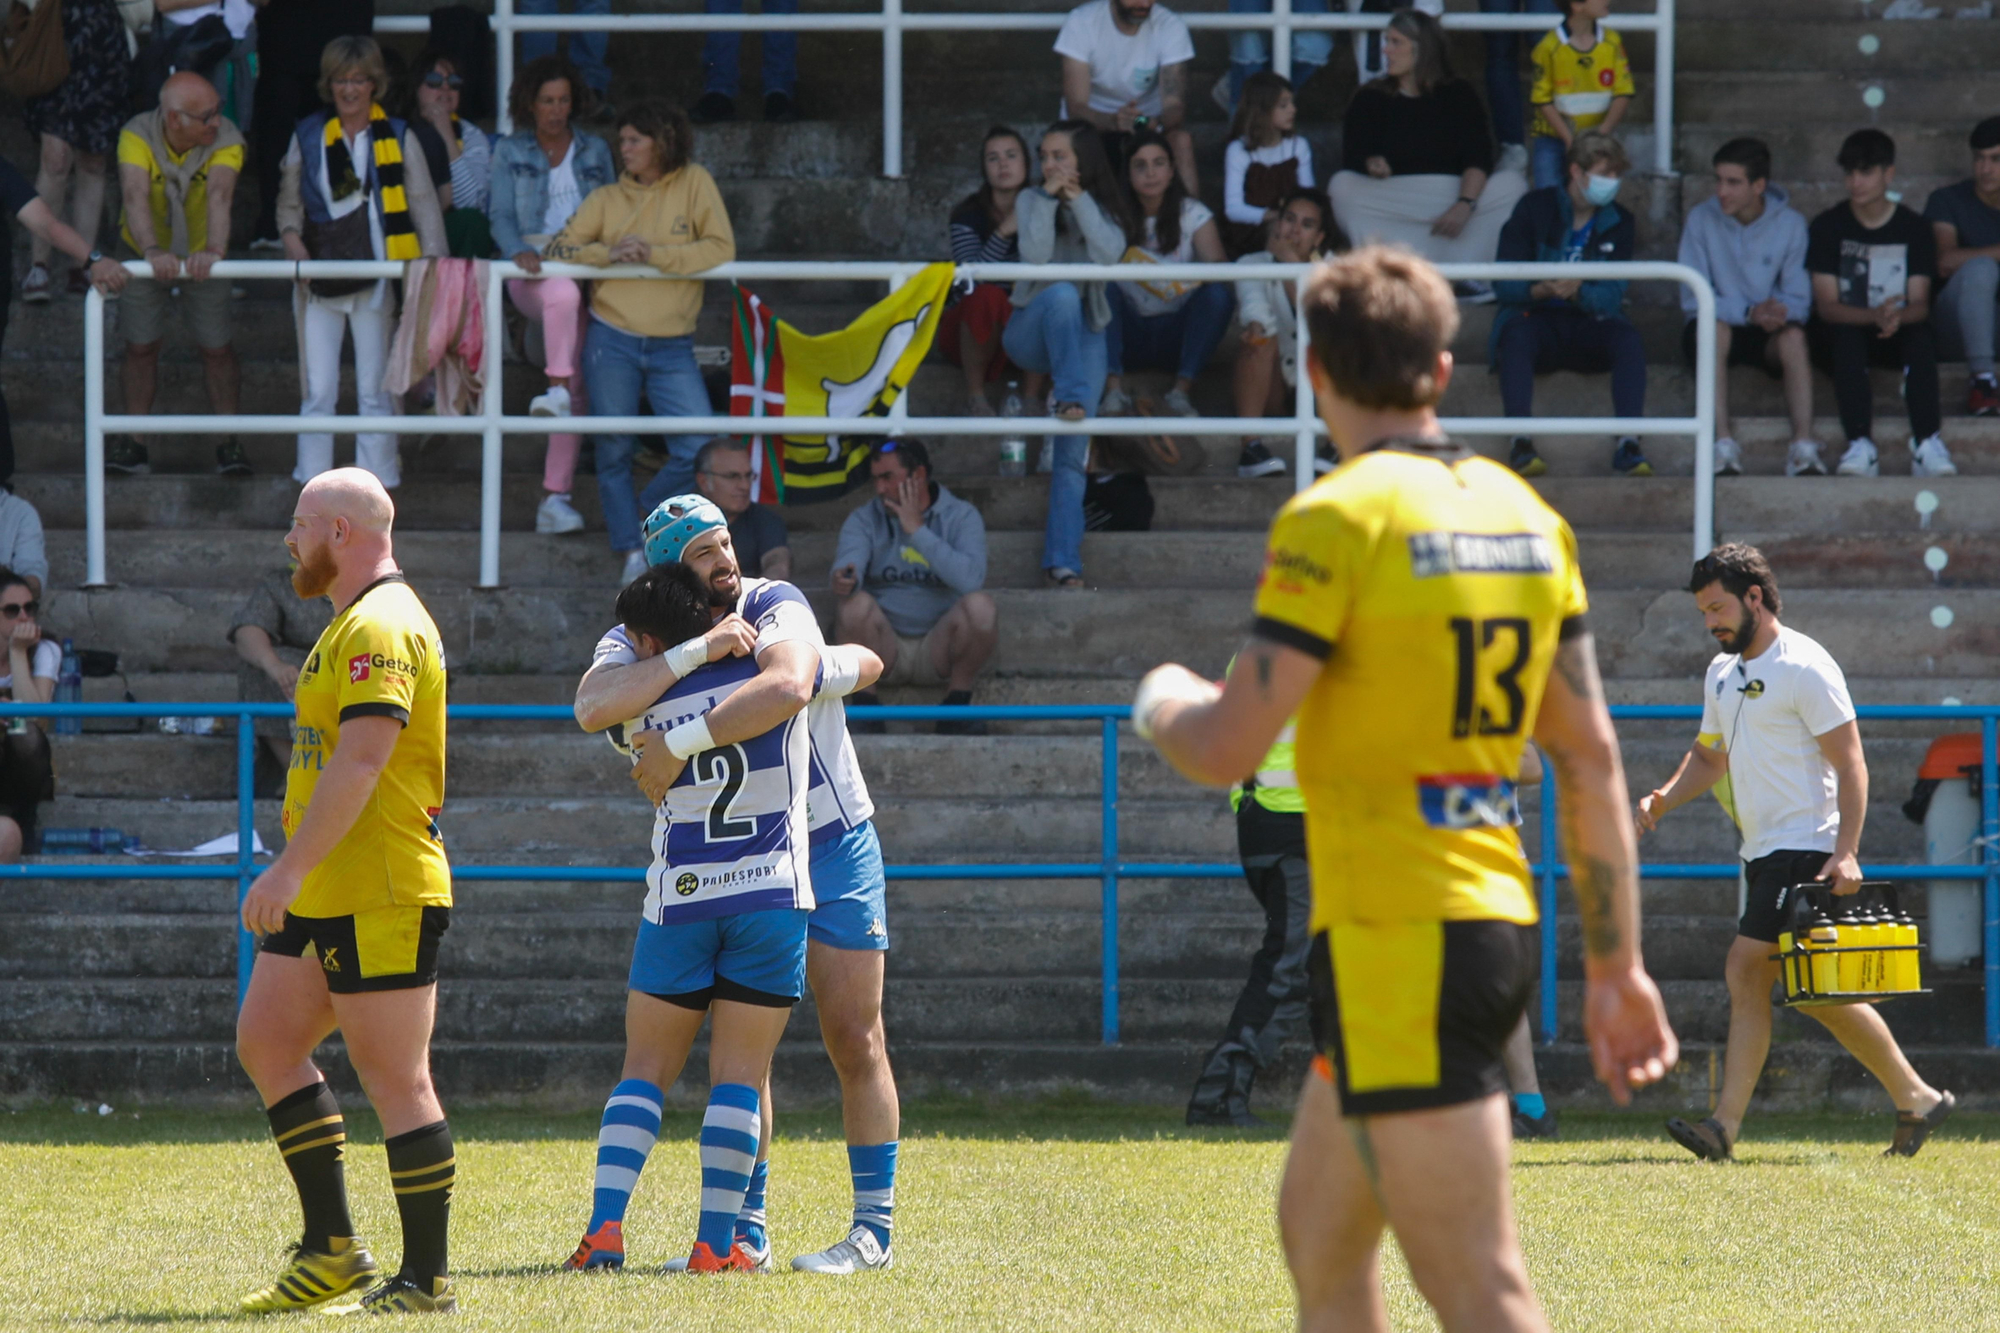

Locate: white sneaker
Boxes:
[1496,143,1530,176]
[529,384,572,418]
[1162,387,1198,418]
[1714,437,1743,476]
[1784,439,1828,477]
[664,1238,774,1273]
[1098,386,1132,416]
[1911,433,1959,477]
[791,1226,893,1276]
[620,549,648,582]
[1835,437,1879,477]
[536,492,585,534]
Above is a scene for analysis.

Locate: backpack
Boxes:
[0,0,67,102]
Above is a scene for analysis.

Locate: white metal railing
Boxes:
[372,0,1677,179]
[81,257,1714,588]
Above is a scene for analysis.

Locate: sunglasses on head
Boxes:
[422,71,464,90]
[1,599,38,618]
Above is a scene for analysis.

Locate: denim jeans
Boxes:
[1226,0,1331,105]
[518,0,612,93]
[1480,0,1561,148]
[704,0,799,98]
[1531,135,1569,190]
[1002,284,1106,575]
[1106,282,1236,381]
[584,321,715,553]
[1496,307,1646,421]
[1935,255,2000,376]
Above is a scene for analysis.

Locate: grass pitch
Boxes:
[3,1099,1998,1331]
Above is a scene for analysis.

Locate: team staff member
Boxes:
[234,468,459,1316]
[1641,543,1954,1161]
[1132,246,1676,1332]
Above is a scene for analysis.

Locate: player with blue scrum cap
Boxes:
[570,496,901,1276]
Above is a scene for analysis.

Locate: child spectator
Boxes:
[1528,0,1632,191]
[1677,138,1820,477]
[1232,188,1342,478]
[1103,129,1231,420]
[1054,0,1198,193]
[1493,131,1649,478]
[1807,129,1956,478]
[941,126,1029,415]
[1221,72,1314,256]
[1926,116,2000,417]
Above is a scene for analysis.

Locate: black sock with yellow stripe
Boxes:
[265,1081,354,1253]
[385,1119,454,1284]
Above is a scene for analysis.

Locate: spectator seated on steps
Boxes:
[1927,116,2000,419]
[692,437,789,580]
[833,441,997,738]
[1101,129,1233,423]
[490,55,618,538]
[0,566,57,861]
[942,126,1029,416]
[1805,128,1957,479]
[228,565,333,799]
[1232,188,1344,480]
[1221,71,1313,258]
[1492,130,1651,479]
[110,73,248,480]
[1327,8,1525,286]
[1676,137,1820,479]
[1055,0,1199,193]
[403,47,494,259]
[1528,0,1633,190]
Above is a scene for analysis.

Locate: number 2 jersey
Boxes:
[1251,444,1588,932]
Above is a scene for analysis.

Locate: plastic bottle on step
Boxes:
[39,827,127,854]
[998,381,1027,477]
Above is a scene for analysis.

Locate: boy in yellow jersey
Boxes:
[234,468,459,1316]
[1527,0,1633,190]
[1134,246,1675,1333]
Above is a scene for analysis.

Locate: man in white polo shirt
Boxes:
[1636,543,1953,1160]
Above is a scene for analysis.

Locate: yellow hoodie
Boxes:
[547,163,735,338]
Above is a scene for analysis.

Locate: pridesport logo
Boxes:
[349,653,372,683]
[1417,775,1520,830]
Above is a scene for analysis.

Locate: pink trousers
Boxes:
[508,276,590,493]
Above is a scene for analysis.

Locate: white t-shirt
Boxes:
[1054,0,1195,119]
[1698,626,1857,862]
[543,140,582,237]
[1118,196,1214,316]
[0,638,60,696]
[163,0,256,40]
[1223,137,1315,228]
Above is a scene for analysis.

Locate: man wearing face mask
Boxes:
[1636,543,1954,1162]
[1492,130,1650,478]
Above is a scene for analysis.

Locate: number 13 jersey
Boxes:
[1251,444,1588,931]
[626,653,815,925]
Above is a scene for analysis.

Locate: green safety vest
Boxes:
[1232,718,1305,814]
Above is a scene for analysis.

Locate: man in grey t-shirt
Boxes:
[1926,116,2000,414]
[832,440,997,735]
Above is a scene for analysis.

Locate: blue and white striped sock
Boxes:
[588,1079,663,1232]
[849,1141,897,1247]
[697,1084,761,1255]
[736,1158,770,1251]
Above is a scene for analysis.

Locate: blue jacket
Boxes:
[1490,184,1634,360]
[486,129,617,260]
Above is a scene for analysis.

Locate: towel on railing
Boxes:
[386,257,489,415]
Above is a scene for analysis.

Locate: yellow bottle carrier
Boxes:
[1773,882,1928,1008]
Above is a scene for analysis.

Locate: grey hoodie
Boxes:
[833,483,988,638]
[1677,183,1811,326]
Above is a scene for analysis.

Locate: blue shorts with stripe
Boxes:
[808,819,889,952]
[628,907,809,1004]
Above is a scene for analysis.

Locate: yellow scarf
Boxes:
[324,104,419,261]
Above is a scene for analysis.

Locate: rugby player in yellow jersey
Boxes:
[1134,247,1676,1332]
[234,469,458,1316]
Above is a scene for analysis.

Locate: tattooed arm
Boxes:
[1532,625,1679,1103]
[1135,637,1320,788]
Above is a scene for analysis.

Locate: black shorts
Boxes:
[260,905,451,993]
[1739,849,1830,943]
[1682,318,1794,377]
[1307,919,1537,1117]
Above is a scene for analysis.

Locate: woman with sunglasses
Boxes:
[406,48,493,258]
[0,568,55,861]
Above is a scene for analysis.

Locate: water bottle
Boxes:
[54,638,82,735]
[39,826,128,854]
[997,380,1028,477]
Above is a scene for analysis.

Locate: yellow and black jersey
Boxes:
[1529,21,1634,136]
[283,574,450,917]
[1251,442,1588,933]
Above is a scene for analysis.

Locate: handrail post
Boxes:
[1984,714,1998,1047]
[84,288,107,588]
[1101,714,1120,1045]
[495,0,517,136]
[1539,751,1558,1044]
[1692,275,1716,560]
[882,0,903,179]
[1293,275,1313,491]
[1271,0,1291,79]
[1653,0,1675,177]
[236,709,257,1006]
[479,261,505,587]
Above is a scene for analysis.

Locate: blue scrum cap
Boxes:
[642,494,728,567]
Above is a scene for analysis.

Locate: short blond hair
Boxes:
[1301,245,1460,411]
[317,35,388,106]
[1567,130,1630,177]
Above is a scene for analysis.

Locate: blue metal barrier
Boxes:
[3,701,1996,1048]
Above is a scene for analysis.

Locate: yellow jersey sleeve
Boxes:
[1529,30,1558,106]
[333,613,427,726]
[1556,518,1588,626]
[1252,493,1356,659]
[116,129,154,172]
[210,141,246,174]
[1607,32,1636,98]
